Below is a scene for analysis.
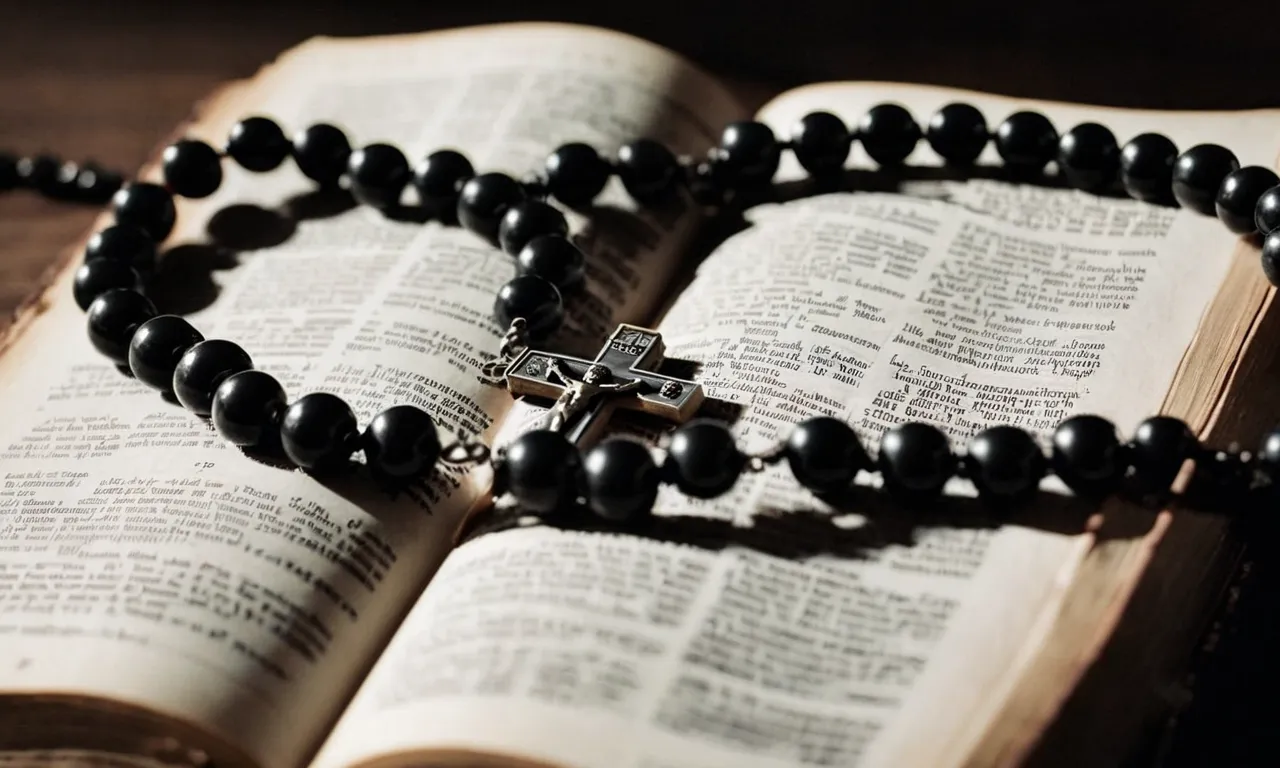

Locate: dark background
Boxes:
[0,1,1276,765]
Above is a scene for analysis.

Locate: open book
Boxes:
[2,21,1278,768]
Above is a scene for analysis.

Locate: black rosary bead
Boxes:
[1255,426,1280,484]
[790,111,851,176]
[926,103,988,166]
[127,315,204,392]
[112,183,176,241]
[1172,144,1239,216]
[494,275,563,341]
[84,224,157,274]
[785,416,871,495]
[1257,185,1280,235]
[211,370,287,449]
[162,139,224,199]
[0,152,18,190]
[583,437,660,522]
[72,162,124,203]
[362,404,442,480]
[965,426,1046,506]
[458,172,526,245]
[412,149,474,213]
[710,121,781,188]
[663,419,744,499]
[1119,133,1178,204]
[86,289,158,365]
[545,143,611,208]
[348,143,411,210]
[226,116,290,173]
[172,339,253,417]
[17,154,60,195]
[1216,166,1280,234]
[995,111,1058,175]
[292,123,351,188]
[1128,415,1199,496]
[496,429,582,514]
[498,200,569,257]
[1057,123,1120,192]
[858,104,920,167]
[280,392,360,474]
[877,422,956,500]
[1264,232,1280,286]
[73,259,143,311]
[516,235,586,291]
[1051,415,1125,497]
[615,139,680,204]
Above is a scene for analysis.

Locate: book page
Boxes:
[310,86,1280,768]
[0,23,742,768]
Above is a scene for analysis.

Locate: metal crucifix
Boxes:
[502,324,704,445]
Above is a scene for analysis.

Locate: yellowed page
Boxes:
[0,23,742,768]
[312,84,1279,768]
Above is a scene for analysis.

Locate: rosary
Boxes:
[30,102,1280,527]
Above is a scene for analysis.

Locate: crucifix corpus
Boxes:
[502,324,704,445]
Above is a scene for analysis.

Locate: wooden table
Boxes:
[0,1,1273,765]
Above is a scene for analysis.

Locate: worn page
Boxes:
[312,85,1280,768]
[0,23,740,768]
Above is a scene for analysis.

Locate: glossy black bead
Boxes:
[1050,415,1124,497]
[583,438,660,522]
[73,259,143,311]
[72,163,124,203]
[362,405,442,480]
[498,200,569,256]
[1171,144,1239,216]
[0,152,18,190]
[292,123,351,187]
[412,149,474,212]
[211,370,287,448]
[348,143,410,210]
[83,224,157,274]
[17,154,60,194]
[497,429,582,514]
[226,116,290,172]
[926,103,988,166]
[1119,133,1178,204]
[516,235,586,291]
[545,143,611,208]
[1255,426,1280,483]
[86,289,157,365]
[280,393,359,474]
[457,172,525,245]
[1057,123,1120,192]
[162,139,223,199]
[127,315,204,392]
[1257,186,1280,235]
[494,275,563,341]
[877,422,956,499]
[1263,232,1280,287]
[615,139,680,203]
[50,161,85,201]
[711,121,781,188]
[1128,416,1199,496]
[172,339,253,417]
[857,104,920,167]
[112,183,176,241]
[790,111,851,176]
[965,426,1046,506]
[785,416,871,495]
[994,111,1058,174]
[1191,449,1254,506]
[663,419,744,499]
[1216,166,1280,234]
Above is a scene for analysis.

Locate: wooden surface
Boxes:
[0,1,1275,764]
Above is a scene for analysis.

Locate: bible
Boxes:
[1,21,1277,768]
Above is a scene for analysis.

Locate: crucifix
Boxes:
[501,324,704,445]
